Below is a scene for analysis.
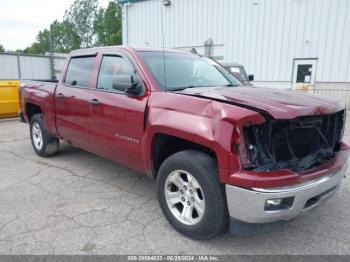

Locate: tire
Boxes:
[30,114,59,157]
[157,150,228,240]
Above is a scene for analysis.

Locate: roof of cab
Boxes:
[69,45,190,56]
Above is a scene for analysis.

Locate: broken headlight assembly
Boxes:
[242,110,345,172]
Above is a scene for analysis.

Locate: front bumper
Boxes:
[225,163,347,224]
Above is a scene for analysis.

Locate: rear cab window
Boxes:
[64,56,95,87]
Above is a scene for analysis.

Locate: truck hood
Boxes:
[175,86,344,119]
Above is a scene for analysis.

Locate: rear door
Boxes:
[55,55,96,149]
[88,52,149,171]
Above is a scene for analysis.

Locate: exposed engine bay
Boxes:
[243,110,345,172]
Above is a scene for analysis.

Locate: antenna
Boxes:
[160,1,167,91]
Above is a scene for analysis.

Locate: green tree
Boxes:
[24,43,42,54]
[94,1,122,46]
[22,0,118,54]
[64,0,98,48]
[50,20,81,52]
[24,29,51,54]
[0,44,5,52]
[14,49,24,53]
[24,20,81,54]
[31,29,50,54]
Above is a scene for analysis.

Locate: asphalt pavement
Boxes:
[0,118,349,255]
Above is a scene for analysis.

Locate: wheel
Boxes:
[30,114,59,157]
[157,150,228,240]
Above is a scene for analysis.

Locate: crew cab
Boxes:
[19,46,349,239]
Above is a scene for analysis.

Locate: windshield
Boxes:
[138,51,240,91]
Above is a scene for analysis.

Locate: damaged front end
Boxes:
[242,110,346,172]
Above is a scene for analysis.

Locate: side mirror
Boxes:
[248,74,254,81]
[112,74,143,96]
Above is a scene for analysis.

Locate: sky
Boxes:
[0,0,111,51]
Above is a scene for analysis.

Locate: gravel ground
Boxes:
[0,117,349,255]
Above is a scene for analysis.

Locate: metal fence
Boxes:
[0,53,67,80]
[310,89,350,109]
[256,81,350,110]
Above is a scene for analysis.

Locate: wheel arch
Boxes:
[150,133,219,179]
[25,103,42,122]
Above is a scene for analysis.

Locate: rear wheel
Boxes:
[157,150,228,240]
[30,114,59,157]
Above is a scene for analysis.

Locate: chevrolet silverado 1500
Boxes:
[19,46,349,239]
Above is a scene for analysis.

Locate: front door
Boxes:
[88,53,149,171]
[292,58,317,92]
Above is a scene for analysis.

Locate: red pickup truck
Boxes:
[19,46,349,239]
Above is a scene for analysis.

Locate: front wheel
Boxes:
[30,114,59,157]
[157,150,228,240]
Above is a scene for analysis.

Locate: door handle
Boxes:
[57,93,64,99]
[89,98,100,105]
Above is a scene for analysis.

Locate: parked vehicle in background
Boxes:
[0,80,19,118]
[19,46,349,239]
[222,62,254,86]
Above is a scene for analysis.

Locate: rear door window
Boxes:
[64,56,95,87]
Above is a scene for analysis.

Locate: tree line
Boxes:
[1,0,122,54]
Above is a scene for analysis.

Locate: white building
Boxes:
[119,0,350,105]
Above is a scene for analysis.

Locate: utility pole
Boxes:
[49,34,56,81]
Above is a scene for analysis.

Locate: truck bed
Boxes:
[19,79,58,136]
